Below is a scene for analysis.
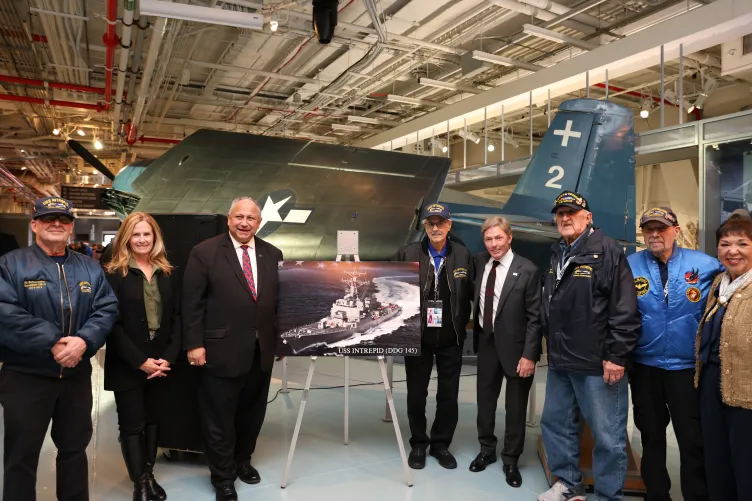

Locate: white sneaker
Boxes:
[537,480,587,501]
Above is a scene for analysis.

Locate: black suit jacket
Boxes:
[182,233,283,377]
[104,268,182,391]
[473,251,543,377]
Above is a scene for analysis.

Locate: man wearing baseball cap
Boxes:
[395,203,474,470]
[0,196,118,500]
[539,190,641,501]
[627,206,721,501]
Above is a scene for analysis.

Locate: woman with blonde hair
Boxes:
[694,216,752,500]
[104,212,181,501]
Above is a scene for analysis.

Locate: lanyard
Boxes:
[555,255,576,288]
[430,257,444,300]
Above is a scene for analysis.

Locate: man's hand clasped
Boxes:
[187,347,206,367]
[52,337,87,368]
[602,360,625,385]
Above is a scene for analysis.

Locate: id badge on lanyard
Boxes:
[555,255,575,289]
[426,258,444,327]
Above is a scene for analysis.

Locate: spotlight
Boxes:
[312,0,339,44]
[52,128,60,135]
[77,129,85,136]
[640,99,652,119]
[270,20,279,31]
[488,144,495,152]
[431,138,448,153]
[93,139,103,150]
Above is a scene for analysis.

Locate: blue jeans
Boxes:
[541,367,629,501]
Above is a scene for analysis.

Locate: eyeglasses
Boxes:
[424,220,448,228]
[37,214,74,224]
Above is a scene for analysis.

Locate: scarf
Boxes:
[718,268,752,306]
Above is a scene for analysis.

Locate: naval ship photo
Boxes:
[277,261,421,357]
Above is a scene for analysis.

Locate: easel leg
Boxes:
[281,356,317,488]
[281,357,289,394]
[526,370,537,427]
[344,356,350,445]
[383,355,394,422]
[378,356,413,487]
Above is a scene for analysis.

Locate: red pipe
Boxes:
[125,121,137,145]
[102,0,119,110]
[0,74,124,97]
[0,29,48,43]
[137,136,181,145]
[0,94,105,111]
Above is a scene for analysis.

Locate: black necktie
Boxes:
[483,261,500,335]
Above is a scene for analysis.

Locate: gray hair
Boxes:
[228,196,261,214]
[481,216,512,237]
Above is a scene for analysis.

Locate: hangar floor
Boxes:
[0,355,684,500]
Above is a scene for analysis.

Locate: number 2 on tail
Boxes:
[545,165,564,188]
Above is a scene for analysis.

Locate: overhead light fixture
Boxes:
[689,76,718,112]
[270,12,279,32]
[664,89,692,112]
[52,128,60,135]
[431,138,448,154]
[347,115,400,126]
[140,0,263,30]
[331,123,363,132]
[312,0,339,44]
[20,166,26,170]
[458,129,481,144]
[488,144,495,152]
[471,51,544,73]
[521,24,598,51]
[418,78,481,94]
[502,132,519,148]
[386,94,447,108]
[640,100,652,119]
[77,129,85,136]
[93,138,103,150]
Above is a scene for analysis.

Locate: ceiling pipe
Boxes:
[127,17,167,145]
[0,28,48,43]
[0,74,121,96]
[102,0,119,110]
[684,51,722,68]
[0,94,105,111]
[137,135,181,144]
[487,0,597,35]
[593,82,703,120]
[517,0,604,32]
[113,0,136,133]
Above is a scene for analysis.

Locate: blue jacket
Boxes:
[0,244,118,378]
[627,246,722,370]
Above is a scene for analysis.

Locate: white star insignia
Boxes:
[278,261,285,268]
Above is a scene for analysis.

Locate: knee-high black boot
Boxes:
[120,433,150,501]
[144,424,167,500]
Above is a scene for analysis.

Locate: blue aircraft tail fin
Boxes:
[501,98,636,244]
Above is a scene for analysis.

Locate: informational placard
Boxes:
[61,185,108,210]
[277,261,421,357]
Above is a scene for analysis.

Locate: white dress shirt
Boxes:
[229,234,258,290]
[478,250,514,330]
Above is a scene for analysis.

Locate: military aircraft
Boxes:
[84,98,636,269]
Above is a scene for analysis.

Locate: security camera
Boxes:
[313,0,339,44]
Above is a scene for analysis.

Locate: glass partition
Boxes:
[701,137,752,254]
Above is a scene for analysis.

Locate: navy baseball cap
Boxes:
[640,206,678,227]
[423,203,451,220]
[32,196,76,220]
[552,190,590,213]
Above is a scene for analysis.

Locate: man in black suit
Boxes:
[469,216,542,488]
[182,197,283,501]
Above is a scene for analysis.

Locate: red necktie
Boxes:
[240,245,257,300]
[483,261,500,335]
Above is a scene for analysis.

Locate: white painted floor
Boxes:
[0,354,685,500]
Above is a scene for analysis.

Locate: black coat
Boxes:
[104,267,182,391]
[473,251,543,377]
[542,228,640,374]
[181,234,283,377]
[395,237,474,345]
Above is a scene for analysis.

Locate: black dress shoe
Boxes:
[236,462,261,484]
[502,463,522,488]
[469,452,497,472]
[429,448,457,469]
[407,447,426,469]
[215,485,238,501]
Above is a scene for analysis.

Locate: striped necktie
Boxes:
[240,245,257,300]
